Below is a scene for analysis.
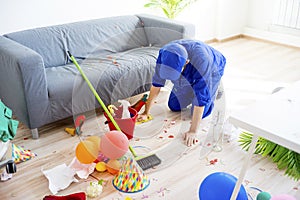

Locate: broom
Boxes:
[68,51,161,170]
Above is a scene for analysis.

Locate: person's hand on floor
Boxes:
[137,113,149,122]
[183,131,198,147]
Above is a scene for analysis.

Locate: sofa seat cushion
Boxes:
[46,46,159,120]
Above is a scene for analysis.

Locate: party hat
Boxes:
[12,143,36,163]
[112,157,150,193]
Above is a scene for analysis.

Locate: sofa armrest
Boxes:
[0,36,50,129]
[136,14,195,47]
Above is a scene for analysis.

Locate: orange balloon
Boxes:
[75,140,98,164]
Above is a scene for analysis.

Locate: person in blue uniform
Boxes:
[137,39,226,146]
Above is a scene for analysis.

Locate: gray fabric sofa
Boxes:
[0,14,195,138]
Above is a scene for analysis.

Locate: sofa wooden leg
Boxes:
[31,128,39,139]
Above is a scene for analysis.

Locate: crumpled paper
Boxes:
[68,157,96,179]
[42,164,78,194]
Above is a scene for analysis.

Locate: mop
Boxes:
[68,51,161,171]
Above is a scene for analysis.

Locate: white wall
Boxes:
[0,0,150,34]
[1,0,299,46]
[171,0,249,41]
[0,0,247,41]
[177,0,218,40]
[245,0,300,47]
[247,0,274,30]
[216,0,248,40]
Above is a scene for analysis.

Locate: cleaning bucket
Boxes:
[104,107,137,140]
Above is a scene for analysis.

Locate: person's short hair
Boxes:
[159,43,188,80]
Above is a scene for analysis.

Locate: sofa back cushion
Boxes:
[4,15,148,68]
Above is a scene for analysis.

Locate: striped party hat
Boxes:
[12,143,36,163]
[112,157,150,193]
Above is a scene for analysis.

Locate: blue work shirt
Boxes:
[152,39,226,117]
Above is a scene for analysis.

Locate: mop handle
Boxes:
[68,51,138,158]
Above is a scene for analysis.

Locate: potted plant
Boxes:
[144,0,198,19]
[239,132,300,181]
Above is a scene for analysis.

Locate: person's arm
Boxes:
[184,105,204,146]
[137,86,161,121]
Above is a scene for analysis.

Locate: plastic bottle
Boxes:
[118,100,131,119]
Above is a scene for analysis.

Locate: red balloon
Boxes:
[100,130,129,160]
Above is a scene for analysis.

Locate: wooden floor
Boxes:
[1,37,300,200]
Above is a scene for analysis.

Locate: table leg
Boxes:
[230,134,259,200]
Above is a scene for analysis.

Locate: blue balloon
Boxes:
[199,172,248,200]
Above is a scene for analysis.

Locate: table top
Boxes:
[229,81,300,154]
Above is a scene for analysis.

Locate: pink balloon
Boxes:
[271,194,296,200]
[100,130,129,160]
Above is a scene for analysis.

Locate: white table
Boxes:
[228,81,300,200]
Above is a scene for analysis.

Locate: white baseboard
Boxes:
[243,27,300,48]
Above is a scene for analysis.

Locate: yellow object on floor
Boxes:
[95,162,107,172]
[64,127,76,136]
[136,114,153,125]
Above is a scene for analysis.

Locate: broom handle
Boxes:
[68,51,138,158]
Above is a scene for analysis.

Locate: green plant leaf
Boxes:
[256,138,277,156]
[238,131,300,181]
[144,3,158,8]
[238,132,254,151]
[144,0,198,19]
[270,145,289,162]
[279,151,300,181]
[98,179,104,185]
[277,150,291,169]
[287,161,300,181]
